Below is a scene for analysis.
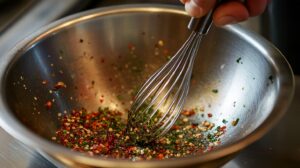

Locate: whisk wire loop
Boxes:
[127,31,204,142]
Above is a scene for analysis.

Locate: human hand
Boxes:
[180,0,269,26]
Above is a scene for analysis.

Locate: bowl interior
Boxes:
[3,7,280,157]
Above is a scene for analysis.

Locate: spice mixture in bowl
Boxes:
[0,4,294,168]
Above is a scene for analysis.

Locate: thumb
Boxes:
[183,0,216,18]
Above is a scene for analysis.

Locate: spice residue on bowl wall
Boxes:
[13,35,235,161]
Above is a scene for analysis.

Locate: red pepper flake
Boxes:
[163,49,169,55]
[191,123,199,128]
[99,98,104,103]
[191,79,197,85]
[128,43,136,51]
[181,109,196,117]
[127,146,136,152]
[45,101,52,110]
[208,113,213,118]
[54,81,66,90]
[101,58,105,63]
[42,80,48,85]
[157,153,164,160]
[220,126,227,131]
[79,39,84,43]
[171,125,180,130]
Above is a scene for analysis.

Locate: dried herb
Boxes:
[212,89,218,94]
[52,107,226,161]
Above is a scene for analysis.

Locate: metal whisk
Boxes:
[127,6,217,143]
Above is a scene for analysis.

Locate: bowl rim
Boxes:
[0,3,295,167]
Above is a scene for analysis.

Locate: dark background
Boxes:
[262,1,300,74]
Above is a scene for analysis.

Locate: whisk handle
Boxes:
[188,0,225,34]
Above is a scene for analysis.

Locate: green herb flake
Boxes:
[222,119,228,124]
[116,95,124,100]
[232,118,240,126]
[166,55,171,61]
[212,89,218,94]
[268,75,274,83]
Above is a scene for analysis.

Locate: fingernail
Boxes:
[216,16,237,26]
[185,0,203,17]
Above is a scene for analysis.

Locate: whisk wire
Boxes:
[145,33,199,120]
[133,32,197,102]
[127,0,223,143]
[131,51,184,113]
[150,32,200,124]
[128,31,203,142]
[151,33,203,138]
[129,32,198,119]
[128,22,208,143]
[130,45,188,120]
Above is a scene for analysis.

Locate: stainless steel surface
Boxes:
[0,128,56,168]
[224,77,300,168]
[1,76,300,168]
[1,3,292,166]
[0,0,85,60]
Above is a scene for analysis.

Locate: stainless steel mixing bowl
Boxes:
[0,4,295,168]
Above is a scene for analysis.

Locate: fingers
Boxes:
[180,0,189,3]
[213,1,249,26]
[181,0,270,26]
[182,0,216,18]
[247,0,269,16]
